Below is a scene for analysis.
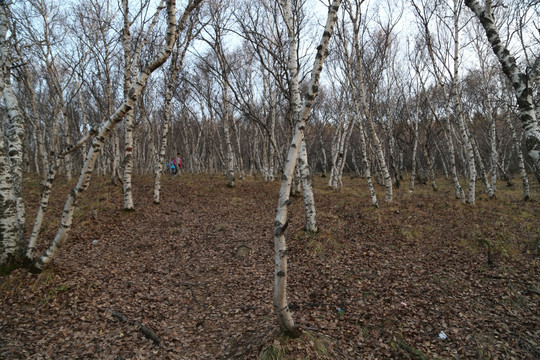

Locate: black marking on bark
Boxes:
[277,270,285,277]
[274,220,289,236]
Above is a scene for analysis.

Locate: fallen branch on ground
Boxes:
[106,308,161,345]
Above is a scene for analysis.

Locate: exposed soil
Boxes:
[1,174,539,359]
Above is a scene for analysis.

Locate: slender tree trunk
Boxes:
[452,0,476,203]
[422,142,438,192]
[410,115,419,192]
[223,80,236,187]
[505,102,530,200]
[122,0,135,210]
[357,119,378,206]
[298,139,317,232]
[274,0,340,336]
[319,135,327,177]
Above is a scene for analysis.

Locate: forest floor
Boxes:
[1,173,539,359]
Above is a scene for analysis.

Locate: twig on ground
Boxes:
[106,308,161,345]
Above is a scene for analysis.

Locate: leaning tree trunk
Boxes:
[32,0,202,272]
[274,0,340,336]
[465,0,540,181]
[26,130,95,260]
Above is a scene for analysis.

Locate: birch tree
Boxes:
[0,2,26,271]
[153,16,199,204]
[273,0,341,336]
[465,0,540,182]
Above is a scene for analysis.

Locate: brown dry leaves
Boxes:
[1,175,539,359]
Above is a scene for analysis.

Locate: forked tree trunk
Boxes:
[415,3,465,203]
[274,0,340,336]
[26,130,95,260]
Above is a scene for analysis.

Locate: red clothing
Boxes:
[173,157,182,168]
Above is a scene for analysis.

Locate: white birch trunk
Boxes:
[223,81,236,187]
[489,112,498,193]
[122,109,135,210]
[417,7,465,202]
[298,139,317,232]
[471,136,493,197]
[122,0,135,210]
[452,0,476,204]
[410,114,419,192]
[0,4,26,270]
[505,105,530,200]
[465,0,540,180]
[154,33,191,203]
[274,0,340,336]
[268,86,277,182]
[0,125,22,270]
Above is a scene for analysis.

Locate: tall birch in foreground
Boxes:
[31,0,204,272]
[273,0,341,336]
[0,3,26,271]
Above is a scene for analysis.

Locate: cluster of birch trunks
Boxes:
[1,0,539,336]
